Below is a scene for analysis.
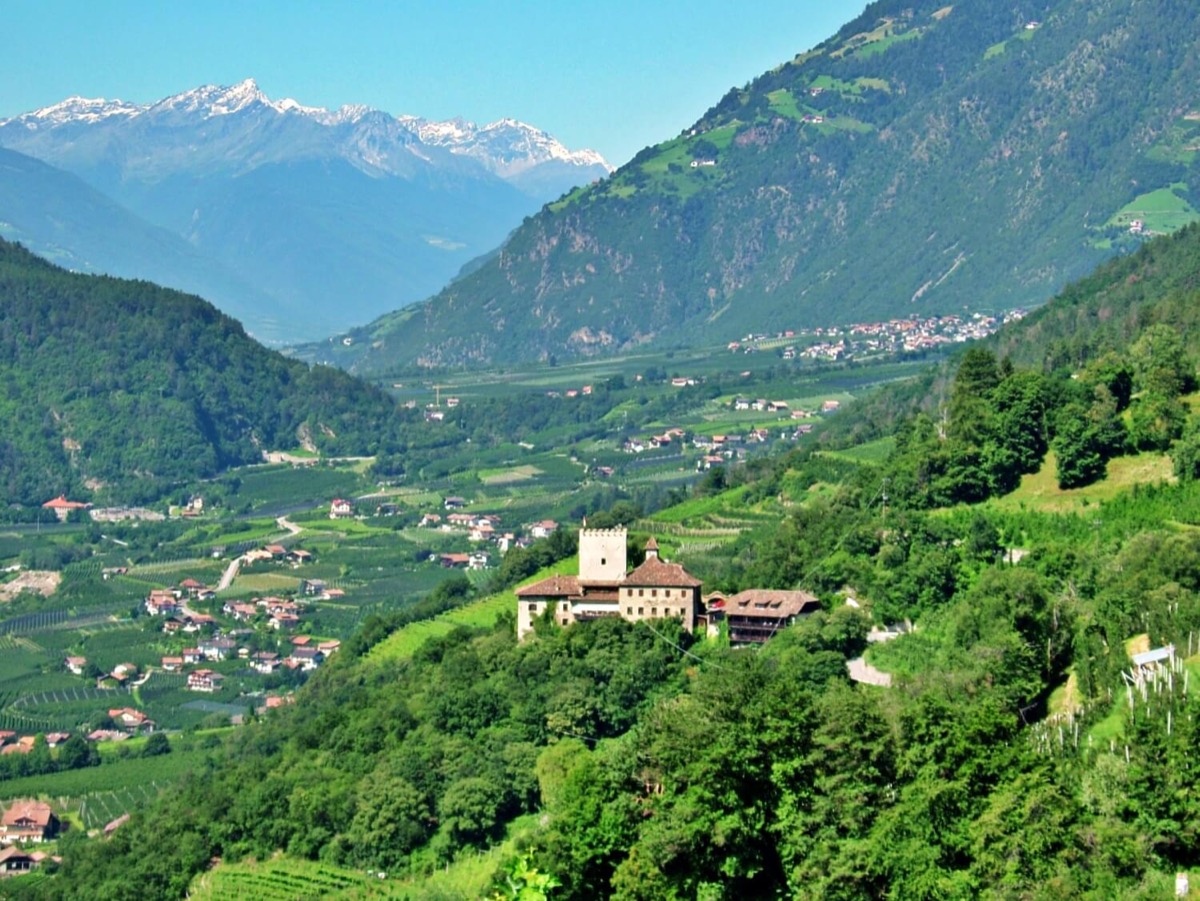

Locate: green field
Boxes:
[818,436,896,465]
[366,558,576,667]
[1106,183,1200,234]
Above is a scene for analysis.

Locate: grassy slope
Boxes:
[365,557,577,666]
[988,450,1175,514]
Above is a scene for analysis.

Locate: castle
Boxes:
[516,528,702,640]
[516,526,823,644]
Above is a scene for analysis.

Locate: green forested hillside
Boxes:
[327,0,1200,372]
[17,227,1200,899]
[23,456,1200,900]
[0,239,404,505]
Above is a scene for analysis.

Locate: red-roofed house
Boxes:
[41,495,89,521]
[108,708,155,734]
[703,589,821,645]
[187,669,224,692]
[1,801,58,844]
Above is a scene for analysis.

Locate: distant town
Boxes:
[730,310,1029,362]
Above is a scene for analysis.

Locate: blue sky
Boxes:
[3,1,867,166]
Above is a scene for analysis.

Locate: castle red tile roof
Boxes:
[515,575,581,598]
[624,556,701,588]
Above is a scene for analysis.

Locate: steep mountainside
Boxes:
[0,80,611,343]
[329,0,1200,372]
[0,239,405,505]
[0,147,274,326]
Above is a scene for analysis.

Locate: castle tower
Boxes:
[578,526,627,582]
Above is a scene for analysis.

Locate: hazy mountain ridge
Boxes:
[329,0,1200,372]
[0,80,612,343]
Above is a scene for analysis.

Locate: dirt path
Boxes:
[847,656,893,687]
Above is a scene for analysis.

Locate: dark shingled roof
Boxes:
[721,589,820,618]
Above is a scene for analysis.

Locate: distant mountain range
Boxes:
[0,79,611,343]
[312,0,1200,373]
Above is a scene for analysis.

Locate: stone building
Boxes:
[516,528,702,640]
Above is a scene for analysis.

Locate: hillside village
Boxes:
[731,310,1028,362]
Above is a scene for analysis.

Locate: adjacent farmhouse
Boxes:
[704,589,821,644]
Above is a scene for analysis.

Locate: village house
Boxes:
[270,611,301,630]
[224,601,259,622]
[0,801,58,845]
[517,529,703,640]
[329,498,353,519]
[180,613,215,634]
[1,738,34,757]
[198,637,237,661]
[252,651,281,674]
[289,646,325,671]
[108,708,155,734]
[65,656,87,675]
[41,495,90,522]
[181,647,202,665]
[530,520,559,539]
[186,669,224,693]
[439,553,470,569]
[144,590,181,617]
[469,522,495,542]
[160,656,184,673]
[0,845,38,874]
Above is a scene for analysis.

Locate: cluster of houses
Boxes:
[166,634,341,689]
[732,311,1027,363]
[243,544,313,566]
[516,527,821,645]
[0,731,77,758]
[623,427,687,455]
[41,495,205,524]
[544,384,595,399]
[419,499,569,570]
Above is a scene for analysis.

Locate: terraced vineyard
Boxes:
[189,858,372,900]
[78,784,167,830]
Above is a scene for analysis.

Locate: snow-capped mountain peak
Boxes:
[0,80,613,180]
[0,95,146,128]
